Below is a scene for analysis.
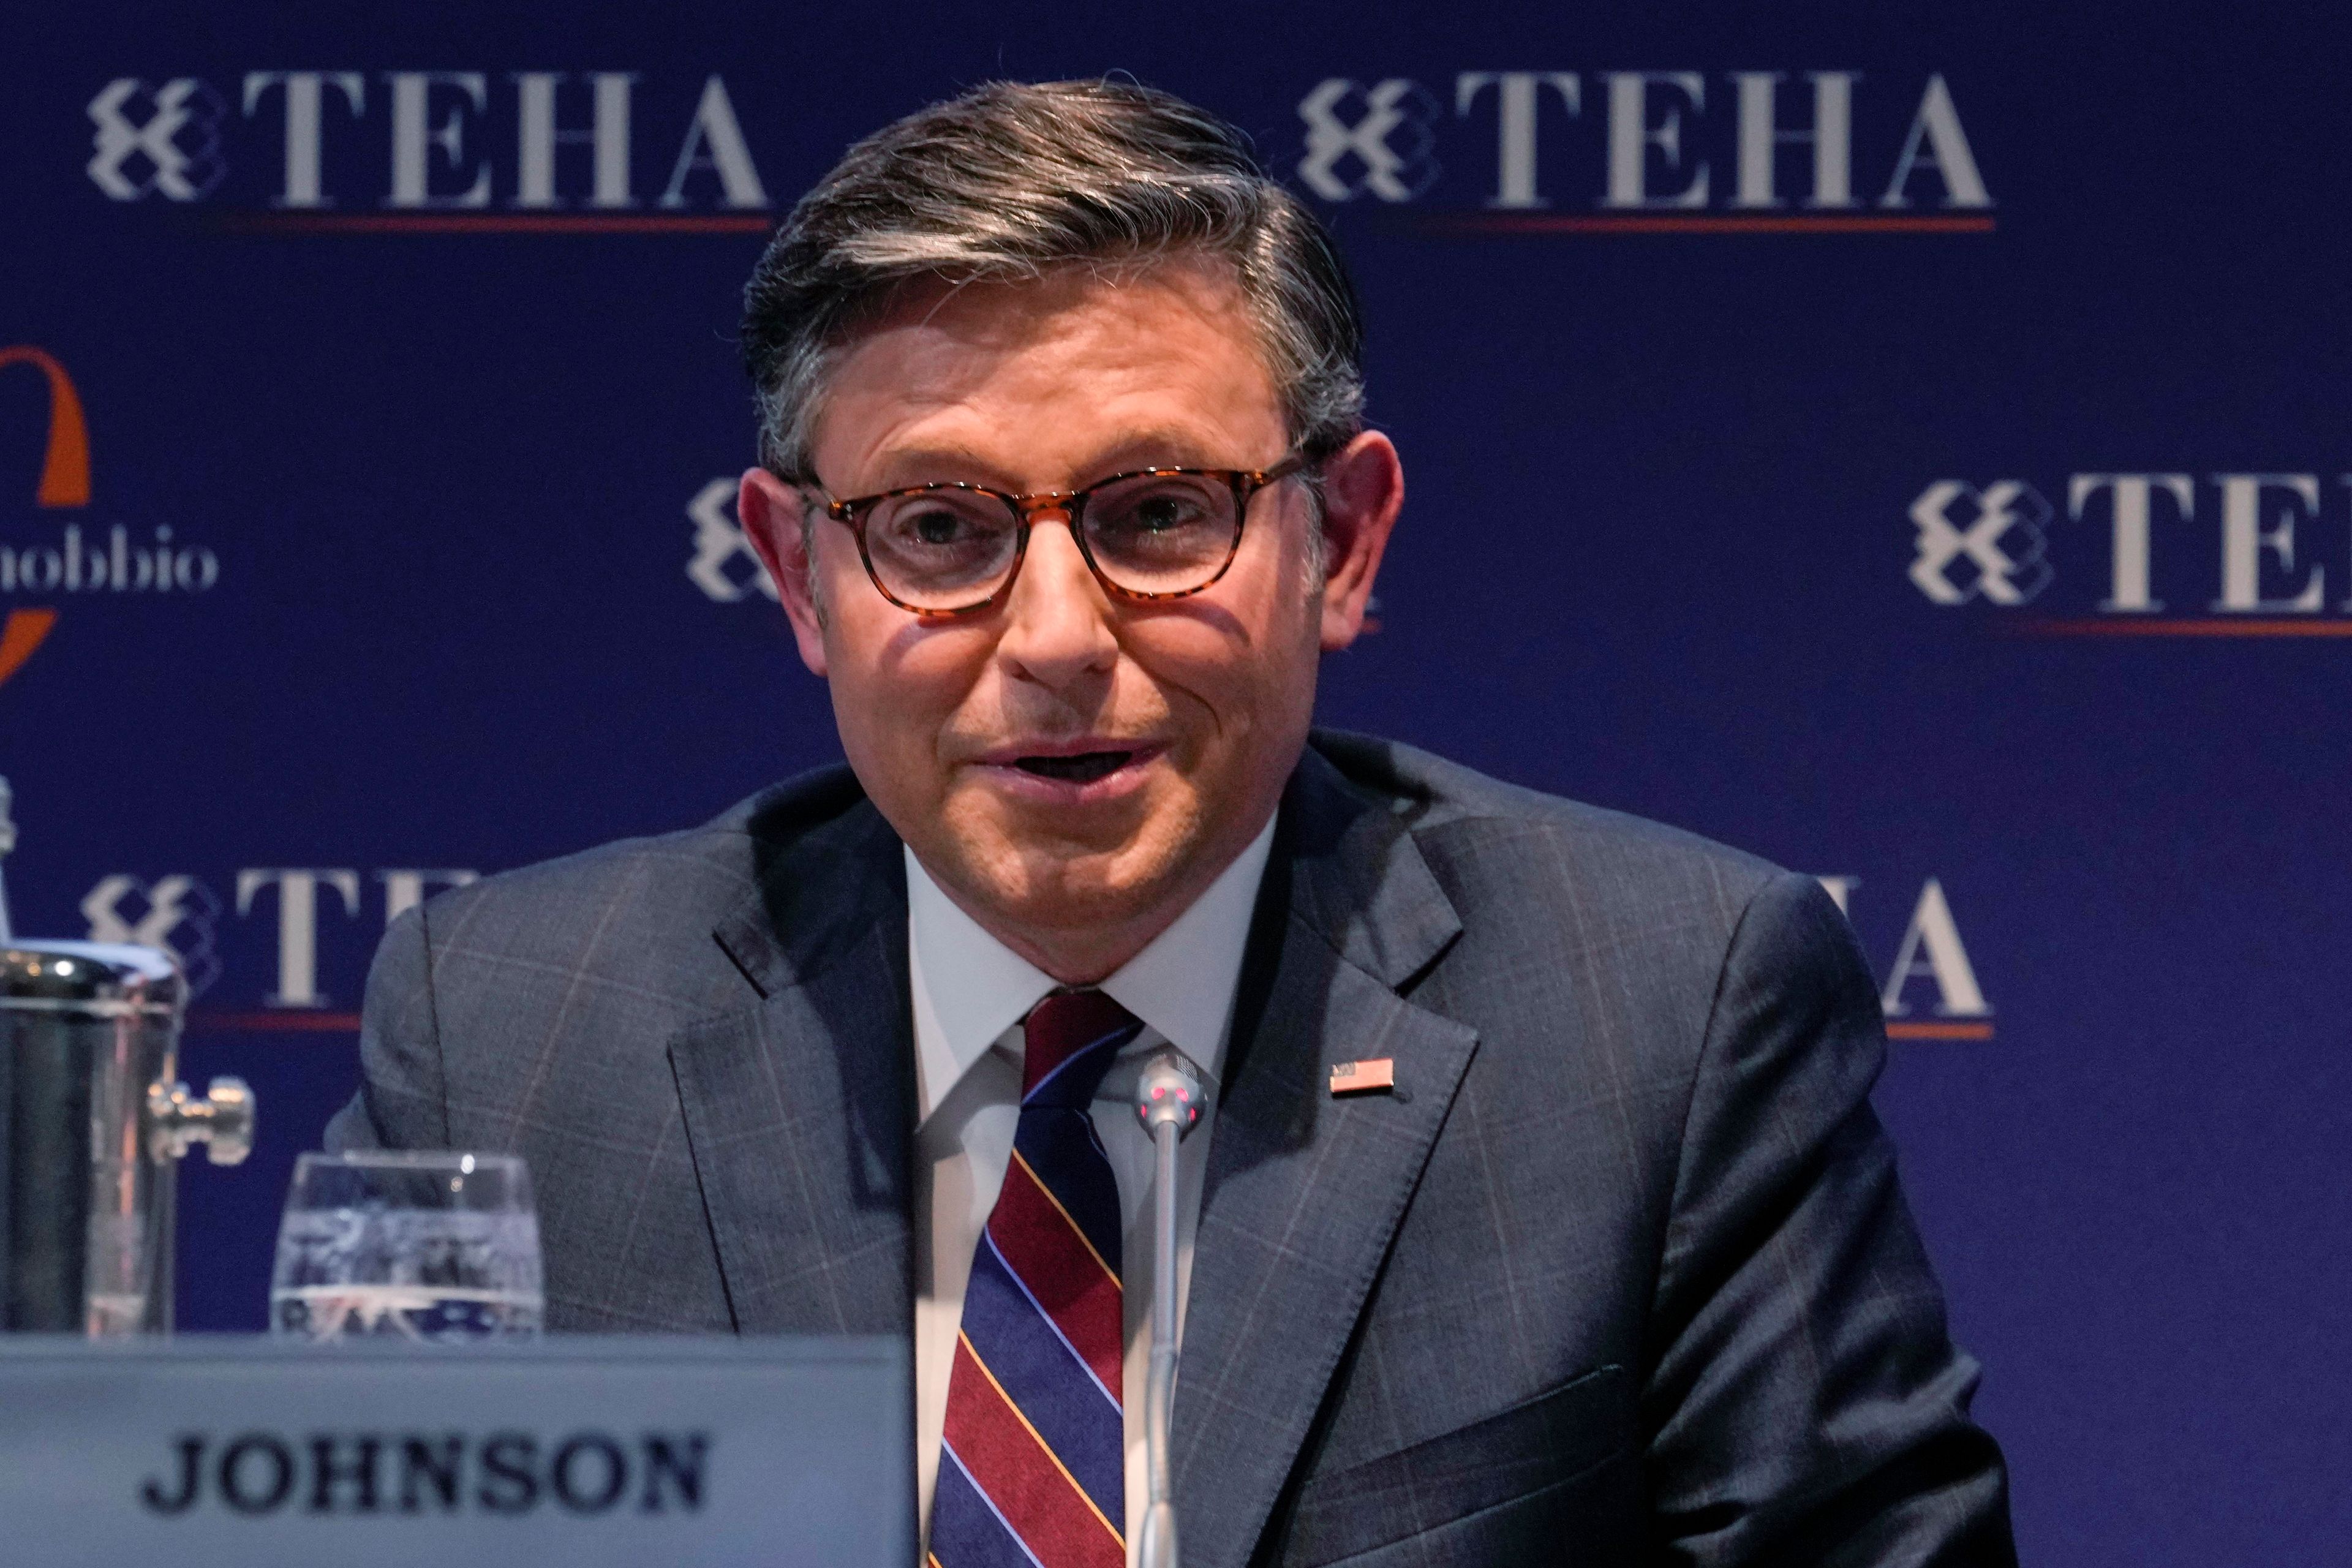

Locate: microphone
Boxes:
[1133,1048,1203,1568]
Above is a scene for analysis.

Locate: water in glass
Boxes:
[270,1151,544,1341]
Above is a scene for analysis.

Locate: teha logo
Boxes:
[86,78,229,201]
[684,478,776,603]
[1817,875,1992,1039]
[1298,79,1443,202]
[1908,480,2052,605]
[82,874,224,995]
[1909,471,2352,635]
[85,71,771,233]
[84,867,475,1022]
[1298,70,1991,232]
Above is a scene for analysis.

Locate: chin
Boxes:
[946,818,1188,924]
[1005,837,1176,914]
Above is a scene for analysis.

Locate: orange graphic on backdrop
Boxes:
[0,346,92,508]
[0,609,55,685]
[0,344,81,688]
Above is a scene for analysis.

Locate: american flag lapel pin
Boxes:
[1329,1058,1396,1098]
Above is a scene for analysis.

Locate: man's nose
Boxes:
[996,513,1117,688]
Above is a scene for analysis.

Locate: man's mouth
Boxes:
[1012,750,1136,783]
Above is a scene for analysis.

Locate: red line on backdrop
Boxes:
[189,1011,363,1033]
[1885,1022,1995,1041]
[211,213,773,236]
[2018,617,2352,638]
[1419,214,1997,236]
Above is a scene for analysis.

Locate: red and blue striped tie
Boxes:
[932,988,1140,1568]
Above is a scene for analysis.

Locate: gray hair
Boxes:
[740,79,1366,484]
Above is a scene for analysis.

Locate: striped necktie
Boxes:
[931,987,1142,1568]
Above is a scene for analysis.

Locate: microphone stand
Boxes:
[1134,1049,1202,1568]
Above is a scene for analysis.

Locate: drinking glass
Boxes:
[270,1151,544,1341]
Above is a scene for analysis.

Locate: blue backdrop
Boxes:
[5,3,2347,1562]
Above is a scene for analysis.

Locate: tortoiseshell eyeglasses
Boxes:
[802,455,1310,618]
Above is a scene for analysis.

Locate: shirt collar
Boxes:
[906,812,1277,1124]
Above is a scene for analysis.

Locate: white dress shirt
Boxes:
[908,815,1276,1564]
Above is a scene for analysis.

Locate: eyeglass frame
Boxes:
[790,453,1314,619]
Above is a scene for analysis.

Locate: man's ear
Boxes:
[1313,431,1404,651]
[738,467,829,677]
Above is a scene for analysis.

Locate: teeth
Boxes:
[1014,751,1133,783]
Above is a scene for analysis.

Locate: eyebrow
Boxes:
[860,430,1263,493]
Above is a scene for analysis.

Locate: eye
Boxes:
[908,507,968,546]
[873,492,1002,551]
[1091,477,1223,536]
[1128,491,1206,532]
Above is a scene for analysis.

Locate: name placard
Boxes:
[0,1335,911,1567]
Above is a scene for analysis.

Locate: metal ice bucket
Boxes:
[0,941,252,1335]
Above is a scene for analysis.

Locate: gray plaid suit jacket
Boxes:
[327,731,2014,1566]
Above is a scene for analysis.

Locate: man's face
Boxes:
[741,260,1398,978]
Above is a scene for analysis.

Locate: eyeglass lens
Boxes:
[862,472,1243,608]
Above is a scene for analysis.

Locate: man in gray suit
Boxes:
[330,80,2013,1567]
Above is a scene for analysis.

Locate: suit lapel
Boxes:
[657,747,1477,1562]
[668,791,917,1335]
[1172,749,1476,1568]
